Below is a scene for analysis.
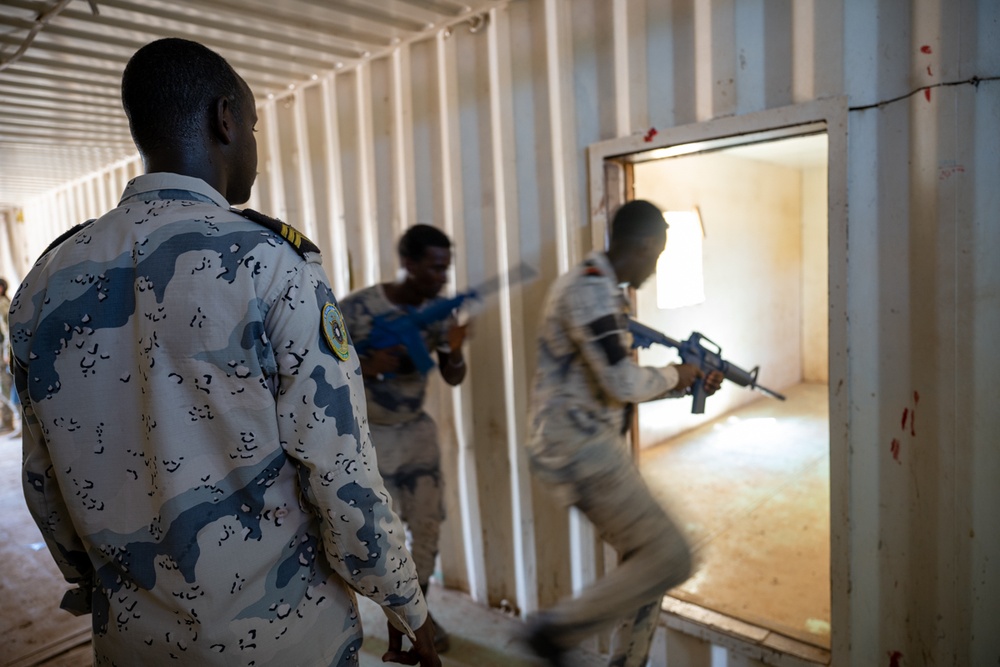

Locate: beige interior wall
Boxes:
[632,152,803,448]
[801,165,829,382]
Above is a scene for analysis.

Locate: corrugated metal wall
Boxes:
[7,1,1000,665]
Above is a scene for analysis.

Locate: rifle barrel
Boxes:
[755,384,786,401]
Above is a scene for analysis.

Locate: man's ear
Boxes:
[211,95,234,146]
[401,255,423,280]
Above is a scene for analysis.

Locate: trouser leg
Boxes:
[369,415,445,588]
[0,369,13,428]
[531,436,692,665]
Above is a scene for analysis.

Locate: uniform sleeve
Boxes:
[562,276,680,404]
[17,356,95,615]
[337,292,370,348]
[265,261,427,637]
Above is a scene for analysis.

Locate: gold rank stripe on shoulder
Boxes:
[235,208,321,257]
[280,223,303,250]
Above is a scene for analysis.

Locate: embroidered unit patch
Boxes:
[322,302,350,361]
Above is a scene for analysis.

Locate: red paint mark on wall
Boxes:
[921,45,933,54]
[891,439,902,463]
[910,410,916,437]
[914,391,920,404]
[927,65,933,76]
[902,408,909,430]
[939,163,966,180]
[924,88,932,102]
[643,127,658,143]
[889,650,904,667]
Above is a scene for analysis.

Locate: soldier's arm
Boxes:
[17,359,95,612]
[265,260,428,639]
[435,315,467,386]
[564,280,681,403]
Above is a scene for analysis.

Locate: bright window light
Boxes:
[656,209,706,309]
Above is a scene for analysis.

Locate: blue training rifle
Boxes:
[357,263,536,375]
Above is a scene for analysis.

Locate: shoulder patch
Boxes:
[322,302,351,361]
[37,219,96,262]
[236,208,321,257]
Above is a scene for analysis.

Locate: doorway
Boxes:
[625,130,831,650]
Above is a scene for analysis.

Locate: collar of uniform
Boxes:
[118,173,231,209]
[584,249,620,285]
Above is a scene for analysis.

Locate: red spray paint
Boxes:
[921,45,933,54]
[891,439,902,463]
[889,650,904,667]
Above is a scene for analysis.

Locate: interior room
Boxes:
[630,133,831,648]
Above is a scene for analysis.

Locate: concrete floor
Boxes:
[639,382,831,649]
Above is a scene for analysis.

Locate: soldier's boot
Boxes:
[521,615,568,667]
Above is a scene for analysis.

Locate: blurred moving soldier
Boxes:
[339,225,469,653]
[0,277,16,433]
[11,38,439,667]
[523,200,723,667]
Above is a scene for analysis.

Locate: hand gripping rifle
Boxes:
[358,263,536,375]
[628,318,786,414]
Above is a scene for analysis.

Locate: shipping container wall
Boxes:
[10,0,1000,664]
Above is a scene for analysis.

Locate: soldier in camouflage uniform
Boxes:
[12,38,439,667]
[339,225,468,653]
[523,200,723,667]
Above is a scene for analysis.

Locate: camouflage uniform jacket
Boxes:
[339,285,449,427]
[11,173,426,666]
[527,251,682,463]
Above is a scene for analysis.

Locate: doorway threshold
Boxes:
[660,595,831,667]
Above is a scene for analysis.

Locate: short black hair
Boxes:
[398,224,452,261]
[609,200,667,246]
[121,38,251,155]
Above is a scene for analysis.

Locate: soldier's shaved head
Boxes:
[122,38,252,157]
[606,200,667,288]
[609,200,667,247]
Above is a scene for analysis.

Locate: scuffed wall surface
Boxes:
[7,0,999,664]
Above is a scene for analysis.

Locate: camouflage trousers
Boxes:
[370,413,445,588]
[529,420,693,667]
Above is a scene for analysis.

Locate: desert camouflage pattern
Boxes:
[339,286,449,587]
[12,173,425,667]
[369,416,444,587]
[338,285,449,427]
[526,250,681,481]
[526,250,692,667]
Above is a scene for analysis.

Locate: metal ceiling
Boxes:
[0,0,503,208]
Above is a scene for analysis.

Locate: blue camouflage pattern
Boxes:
[12,173,426,667]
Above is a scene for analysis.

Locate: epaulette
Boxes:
[235,208,321,258]
[37,219,96,262]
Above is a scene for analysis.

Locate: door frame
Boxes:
[587,97,849,663]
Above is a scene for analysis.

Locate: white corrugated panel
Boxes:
[3,1,999,665]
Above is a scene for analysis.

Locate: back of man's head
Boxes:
[609,200,667,248]
[122,38,248,157]
[398,224,452,262]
